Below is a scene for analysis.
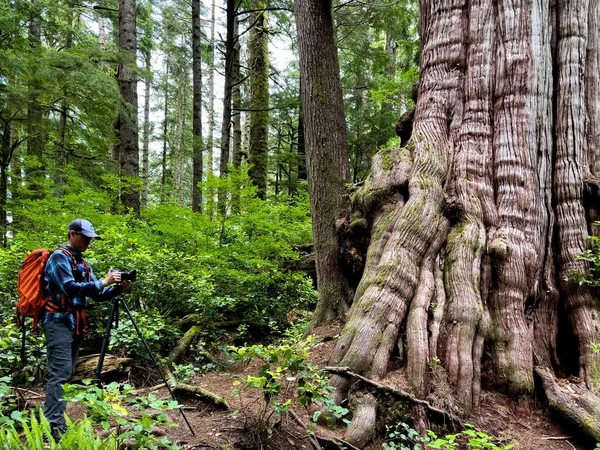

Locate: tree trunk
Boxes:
[218,0,235,215]
[141,0,153,209]
[141,51,151,208]
[295,0,352,324]
[117,0,140,215]
[161,62,169,199]
[191,0,203,213]
[206,0,217,217]
[232,16,243,169]
[248,0,270,199]
[314,0,600,445]
[26,0,44,197]
[55,0,75,193]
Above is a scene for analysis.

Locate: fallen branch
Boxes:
[323,366,464,427]
[535,366,600,440]
[172,383,230,410]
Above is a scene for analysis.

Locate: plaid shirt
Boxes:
[41,245,120,330]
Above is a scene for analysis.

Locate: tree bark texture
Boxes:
[295,0,352,324]
[192,0,203,213]
[326,0,600,444]
[248,0,270,199]
[206,0,217,217]
[26,0,45,196]
[117,0,140,215]
[218,0,235,215]
[232,16,243,169]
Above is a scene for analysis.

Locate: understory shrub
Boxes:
[0,167,315,379]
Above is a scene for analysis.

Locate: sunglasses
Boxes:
[75,232,93,242]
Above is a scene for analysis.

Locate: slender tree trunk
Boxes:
[218,0,235,214]
[295,0,351,324]
[232,16,243,169]
[117,0,140,215]
[192,0,203,213]
[206,0,217,217]
[26,0,44,196]
[313,0,600,446]
[56,0,75,192]
[0,122,12,248]
[248,0,270,199]
[161,63,169,202]
[141,0,153,209]
[141,49,151,208]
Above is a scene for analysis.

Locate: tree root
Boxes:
[343,393,377,448]
[324,366,464,427]
[535,366,600,440]
[288,410,361,450]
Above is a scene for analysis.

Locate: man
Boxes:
[41,219,131,441]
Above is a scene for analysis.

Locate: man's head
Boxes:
[67,219,101,252]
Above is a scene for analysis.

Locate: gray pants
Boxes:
[43,319,82,429]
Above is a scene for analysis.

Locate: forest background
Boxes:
[0,0,423,447]
[4,0,600,448]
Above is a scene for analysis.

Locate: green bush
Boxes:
[0,167,316,377]
[0,321,46,381]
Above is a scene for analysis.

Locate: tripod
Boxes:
[94,296,195,436]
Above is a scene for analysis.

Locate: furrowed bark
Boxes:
[554,0,600,386]
[443,0,494,411]
[309,0,600,444]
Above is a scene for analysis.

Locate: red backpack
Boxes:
[15,247,74,330]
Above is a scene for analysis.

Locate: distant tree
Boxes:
[140,0,154,208]
[218,0,236,214]
[191,0,203,212]
[247,0,270,199]
[116,0,140,215]
[206,0,217,216]
[295,0,352,323]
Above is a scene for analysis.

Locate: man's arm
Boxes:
[46,252,105,298]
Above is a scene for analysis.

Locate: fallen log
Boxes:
[73,354,132,381]
[535,366,600,440]
[172,383,230,410]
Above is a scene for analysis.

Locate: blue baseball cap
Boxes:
[68,219,102,240]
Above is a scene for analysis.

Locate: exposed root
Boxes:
[324,366,464,427]
[535,366,600,440]
[343,393,377,448]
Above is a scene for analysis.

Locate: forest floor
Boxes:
[24,325,594,450]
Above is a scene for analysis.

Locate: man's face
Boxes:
[69,231,92,252]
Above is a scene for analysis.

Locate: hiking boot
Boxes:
[50,425,67,443]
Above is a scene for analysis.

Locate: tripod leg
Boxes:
[118,298,196,436]
[94,297,119,384]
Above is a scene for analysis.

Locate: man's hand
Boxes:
[101,268,121,287]
[120,280,132,290]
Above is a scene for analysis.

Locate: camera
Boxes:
[121,269,137,282]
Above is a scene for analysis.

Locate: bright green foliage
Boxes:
[336,0,420,181]
[0,321,46,381]
[574,229,600,286]
[0,409,118,449]
[229,336,349,440]
[382,423,513,450]
[0,167,315,377]
[64,380,181,449]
